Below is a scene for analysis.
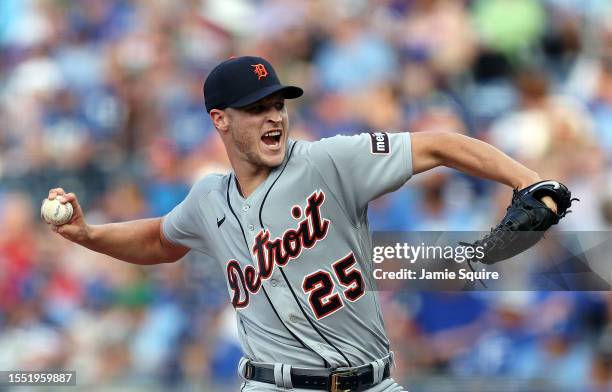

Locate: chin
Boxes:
[258,144,286,168]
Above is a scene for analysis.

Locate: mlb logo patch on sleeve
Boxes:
[369,132,390,154]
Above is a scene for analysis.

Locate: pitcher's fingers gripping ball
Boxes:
[41,197,74,225]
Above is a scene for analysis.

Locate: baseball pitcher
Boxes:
[45,56,575,391]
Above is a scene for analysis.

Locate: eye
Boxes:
[274,101,285,111]
[247,105,266,114]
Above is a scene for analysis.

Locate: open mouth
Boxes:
[261,130,282,149]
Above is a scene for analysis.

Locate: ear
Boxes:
[210,109,230,133]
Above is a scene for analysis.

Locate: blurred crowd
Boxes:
[1,0,612,390]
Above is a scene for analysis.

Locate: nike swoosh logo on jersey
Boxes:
[529,181,560,193]
[217,215,226,228]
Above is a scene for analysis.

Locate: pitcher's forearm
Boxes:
[81,218,179,264]
[437,133,540,189]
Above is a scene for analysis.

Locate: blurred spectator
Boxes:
[313,16,398,93]
[472,0,546,62]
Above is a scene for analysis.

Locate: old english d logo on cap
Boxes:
[252,63,268,80]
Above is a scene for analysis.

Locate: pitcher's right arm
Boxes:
[45,188,189,265]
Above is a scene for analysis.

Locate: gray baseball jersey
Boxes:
[163,132,412,369]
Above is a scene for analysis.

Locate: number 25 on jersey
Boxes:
[302,252,366,319]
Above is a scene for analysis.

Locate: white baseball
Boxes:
[41,198,74,226]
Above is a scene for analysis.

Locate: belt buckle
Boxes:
[244,362,254,379]
[330,369,356,392]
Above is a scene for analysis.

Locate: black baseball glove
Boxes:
[461,180,578,266]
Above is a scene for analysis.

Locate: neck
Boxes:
[231,159,272,198]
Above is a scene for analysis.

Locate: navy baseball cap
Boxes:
[204,56,303,113]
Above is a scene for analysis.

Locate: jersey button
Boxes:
[270,279,278,287]
[248,224,255,231]
[243,204,250,211]
[289,315,299,323]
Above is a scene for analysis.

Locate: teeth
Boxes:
[263,131,281,137]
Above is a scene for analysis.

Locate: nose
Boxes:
[267,107,282,123]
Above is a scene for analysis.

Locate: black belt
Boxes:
[243,361,390,392]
